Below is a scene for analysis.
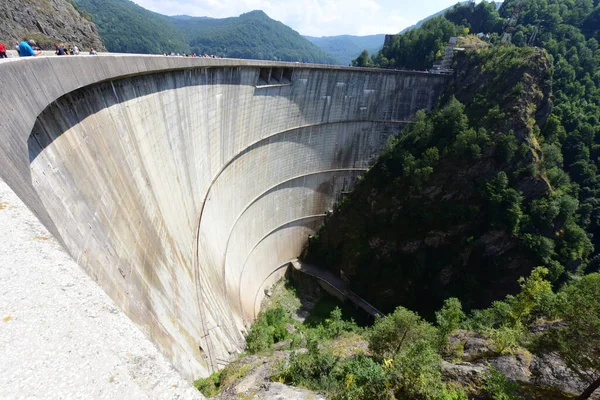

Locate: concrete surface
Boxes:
[0,55,448,380]
[0,178,203,399]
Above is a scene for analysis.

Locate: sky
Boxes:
[129,0,495,37]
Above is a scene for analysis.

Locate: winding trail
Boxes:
[0,178,203,400]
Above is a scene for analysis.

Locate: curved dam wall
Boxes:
[0,56,448,380]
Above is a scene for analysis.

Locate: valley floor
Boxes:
[0,178,202,399]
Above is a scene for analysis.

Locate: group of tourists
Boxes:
[0,40,99,58]
[13,40,43,57]
[164,52,221,58]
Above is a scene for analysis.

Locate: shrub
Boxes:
[330,355,388,400]
[435,298,465,350]
[193,372,220,397]
[368,306,437,360]
[246,318,274,354]
[246,305,291,354]
[484,367,520,400]
[274,346,339,391]
[388,341,446,400]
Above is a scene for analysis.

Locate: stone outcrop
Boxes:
[0,0,105,50]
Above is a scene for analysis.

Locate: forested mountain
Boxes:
[304,34,386,65]
[72,0,336,63]
[295,1,600,397]
[308,0,600,320]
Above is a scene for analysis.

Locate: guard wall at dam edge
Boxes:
[0,55,449,380]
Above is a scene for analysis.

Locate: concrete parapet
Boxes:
[0,55,448,380]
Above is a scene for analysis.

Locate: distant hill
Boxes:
[400,1,502,33]
[175,11,337,63]
[304,34,386,66]
[73,0,336,63]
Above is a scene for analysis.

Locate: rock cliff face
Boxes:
[0,0,105,50]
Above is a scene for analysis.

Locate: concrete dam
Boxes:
[0,55,448,380]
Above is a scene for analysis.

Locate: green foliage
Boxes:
[387,341,445,400]
[368,307,437,360]
[533,273,600,389]
[73,0,336,62]
[483,172,524,234]
[193,362,255,397]
[436,298,465,350]
[487,325,524,355]
[246,305,290,354]
[193,372,220,397]
[484,367,520,400]
[274,345,339,391]
[374,16,461,69]
[330,355,388,400]
[351,49,374,67]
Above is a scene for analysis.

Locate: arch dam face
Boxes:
[0,56,448,380]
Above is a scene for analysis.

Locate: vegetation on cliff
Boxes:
[320,0,600,318]
[196,268,600,399]
[294,1,600,396]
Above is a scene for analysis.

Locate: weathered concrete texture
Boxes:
[0,178,203,399]
[0,55,448,380]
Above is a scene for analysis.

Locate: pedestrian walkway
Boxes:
[290,259,383,318]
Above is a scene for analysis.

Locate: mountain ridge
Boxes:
[304,34,386,65]
[73,0,336,63]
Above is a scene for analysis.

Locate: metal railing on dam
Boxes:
[0,55,449,380]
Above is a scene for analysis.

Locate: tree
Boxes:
[534,273,600,399]
[352,49,374,67]
[435,298,465,349]
[368,307,437,360]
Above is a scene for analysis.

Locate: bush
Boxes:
[246,305,290,354]
[436,298,465,350]
[246,318,274,354]
[193,372,220,397]
[330,355,388,400]
[274,346,339,391]
[388,341,446,400]
[368,306,438,360]
[484,367,520,400]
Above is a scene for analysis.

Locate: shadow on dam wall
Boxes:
[0,56,449,380]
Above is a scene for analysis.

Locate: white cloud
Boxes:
[130,0,490,37]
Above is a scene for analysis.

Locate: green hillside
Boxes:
[73,0,188,54]
[304,34,386,65]
[295,1,600,397]
[72,0,336,63]
[174,11,336,62]
[311,0,600,324]
[400,1,502,33]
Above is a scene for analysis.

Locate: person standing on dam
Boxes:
[0,43,7,59]
[18,40,41,57]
